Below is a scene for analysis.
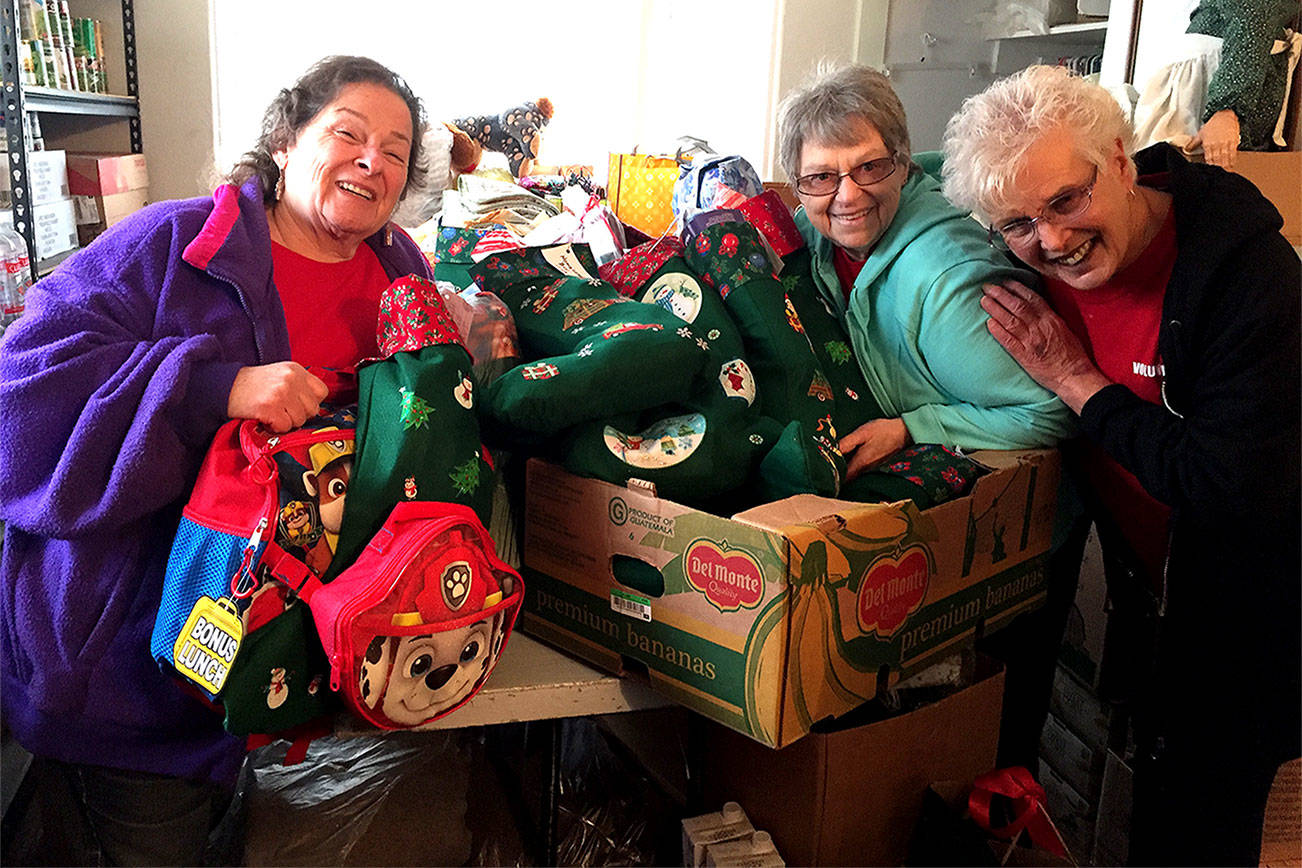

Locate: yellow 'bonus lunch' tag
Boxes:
[172,596,243,696]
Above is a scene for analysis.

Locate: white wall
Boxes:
[879,0,999,155]
[207,0,777,185]
[133,0,1150,196]
[132,0,897,192]
[136,0,215,199]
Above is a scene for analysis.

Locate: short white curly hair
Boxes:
[941,65,1135,225]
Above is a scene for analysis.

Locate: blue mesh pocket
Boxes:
[151,517,257,677]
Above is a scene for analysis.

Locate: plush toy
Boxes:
[454,98,554,177]
[393,122,483,229]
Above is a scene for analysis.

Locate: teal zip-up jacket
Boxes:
[796,169,1075,449]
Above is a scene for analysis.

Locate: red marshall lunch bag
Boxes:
[288,500,523,729]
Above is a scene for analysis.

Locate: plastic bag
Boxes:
[982,0,1077,37]
[242,732,476,866]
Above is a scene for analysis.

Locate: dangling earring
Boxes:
[275,168,286,202]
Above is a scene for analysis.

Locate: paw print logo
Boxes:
[441,561,472,611]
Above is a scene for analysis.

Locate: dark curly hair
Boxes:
[227,55,427,205]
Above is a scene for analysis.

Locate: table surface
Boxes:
[411,633,671,730]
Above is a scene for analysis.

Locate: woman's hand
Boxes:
[227,362,329,432]
[981,281,1111,414]
[839,417,911,481]
[1192,109,1241,170]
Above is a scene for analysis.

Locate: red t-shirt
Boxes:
[832,244,867,303]
[271,240,391,369]
[1045,203,1177,590]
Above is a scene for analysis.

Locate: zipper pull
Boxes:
[231,517,270,598]
[248,516,269,550]
[329,653,342,692]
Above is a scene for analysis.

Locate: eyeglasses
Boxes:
[989,166,1098,249]
[795,157,898,196]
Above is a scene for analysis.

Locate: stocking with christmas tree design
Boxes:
[329,275,496,578]
[778,246,885,440]
[684,221,845,498]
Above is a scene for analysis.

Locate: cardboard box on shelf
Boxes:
[31,197,78,260]
[1058,525,1108,689]
[1232,151,1301,246]
[521,448,1059,748]
[1040,711,1105,800]
[73,187,149,246]
[1091,749,1134,867]
[1039,760,1097,861]
[1049,661,1124,754]
[698,658,1005,867]
[26,150,69,207]
[66,152,148,196]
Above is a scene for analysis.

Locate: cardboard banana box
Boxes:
[521,449,1059,747]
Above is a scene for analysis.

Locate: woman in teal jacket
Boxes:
[778,65,1075,480]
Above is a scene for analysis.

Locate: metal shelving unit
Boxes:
[0,0,140,275]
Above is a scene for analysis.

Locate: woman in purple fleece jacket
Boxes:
[0,56,434,865]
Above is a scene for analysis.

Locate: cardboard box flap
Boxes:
[730,493,913,534]
[967,447,1053,473]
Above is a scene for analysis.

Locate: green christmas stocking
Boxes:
[779,246,885,439]
[472,244,711,436]
[331,275,496,578]
[684,222,844,497]
[558,245,779,504]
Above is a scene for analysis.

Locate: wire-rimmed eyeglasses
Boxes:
[988,166,1098,250]
[795,157,899,197]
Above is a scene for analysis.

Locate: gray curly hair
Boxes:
[941,65,1134,224]
[776,63,912,184]
[226,55,428,205]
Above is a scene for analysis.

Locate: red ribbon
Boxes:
[968,766,1069,859]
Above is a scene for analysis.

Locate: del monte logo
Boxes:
[857,545,931,637]
[685,539,764,613]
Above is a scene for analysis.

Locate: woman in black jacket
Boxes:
[942,64,1300,866]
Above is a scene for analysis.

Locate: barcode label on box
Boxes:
[611,589,651,622]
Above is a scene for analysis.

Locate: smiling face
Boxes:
[796,118,906,260]
[369,620,495,726]
[990,128,1141,291]
[274,81,413,255]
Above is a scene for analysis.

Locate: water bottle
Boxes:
[0,224,33,329]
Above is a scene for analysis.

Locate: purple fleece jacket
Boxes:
[0,179,432,785]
